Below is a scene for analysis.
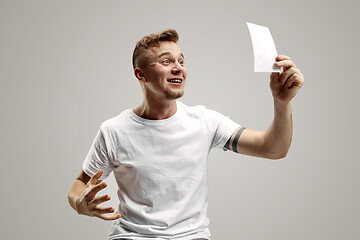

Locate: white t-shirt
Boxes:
[83,101,240,240]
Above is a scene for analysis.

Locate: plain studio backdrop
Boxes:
[1,0,359,239]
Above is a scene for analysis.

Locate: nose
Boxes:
[171,60,184,74]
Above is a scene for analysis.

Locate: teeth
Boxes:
[168,79,182,83]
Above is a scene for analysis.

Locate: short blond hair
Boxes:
[132,29,179,69]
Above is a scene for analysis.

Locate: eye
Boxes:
[162,59,170,65]
[178,59,184,65]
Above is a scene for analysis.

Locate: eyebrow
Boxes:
[158,52,185,59]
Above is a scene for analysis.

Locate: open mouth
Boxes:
[167,78,183,84]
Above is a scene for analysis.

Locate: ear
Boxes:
[134,67,147,82]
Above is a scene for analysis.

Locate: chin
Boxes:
[165,90,184,100]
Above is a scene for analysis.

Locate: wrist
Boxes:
[273,98,292,116]
[274,97,291,108]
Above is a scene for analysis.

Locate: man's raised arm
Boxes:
[226,55,304,159]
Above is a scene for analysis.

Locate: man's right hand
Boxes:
[75,169,121,220]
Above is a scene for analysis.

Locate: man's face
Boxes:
[140,41,187,101]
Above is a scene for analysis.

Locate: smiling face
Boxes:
[136,41,187,101]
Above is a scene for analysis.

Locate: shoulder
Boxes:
[178,101,228,121]
[181,101,226,118]
[178,101,208,118]
[178,102,229,129]
[99,109,132,132]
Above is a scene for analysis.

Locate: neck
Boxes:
[133,97,178,120]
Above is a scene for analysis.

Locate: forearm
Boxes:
[67,179,86,213]
[264,99,293,159]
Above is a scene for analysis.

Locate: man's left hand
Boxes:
[270,55,304,104]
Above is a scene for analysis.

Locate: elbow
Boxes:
[268,151,288,160]
[263,141,291,160]
[265,148,289,160]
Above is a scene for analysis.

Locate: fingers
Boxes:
[274,55,296,70]
[90,169,103,185]
[95,213,121,221]
[85,182,108,201]
[280,69,303,89]
[279,67,298,85]
[288,73,304,88]
[87,194,120,220]
[90,194,111,205]
[285,74,298,88]
[273,55,303,88]
[274,59,296,69]
[93,205,116,214]
[276,55,291,61]
[92,204,121,221]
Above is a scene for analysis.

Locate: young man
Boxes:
[68,29,304,240]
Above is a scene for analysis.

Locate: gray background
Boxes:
[1,0,359,239]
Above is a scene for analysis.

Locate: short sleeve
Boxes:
[205,109,240,150]
[82,126,114,180]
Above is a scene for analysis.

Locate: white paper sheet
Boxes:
[246,22,281,72]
